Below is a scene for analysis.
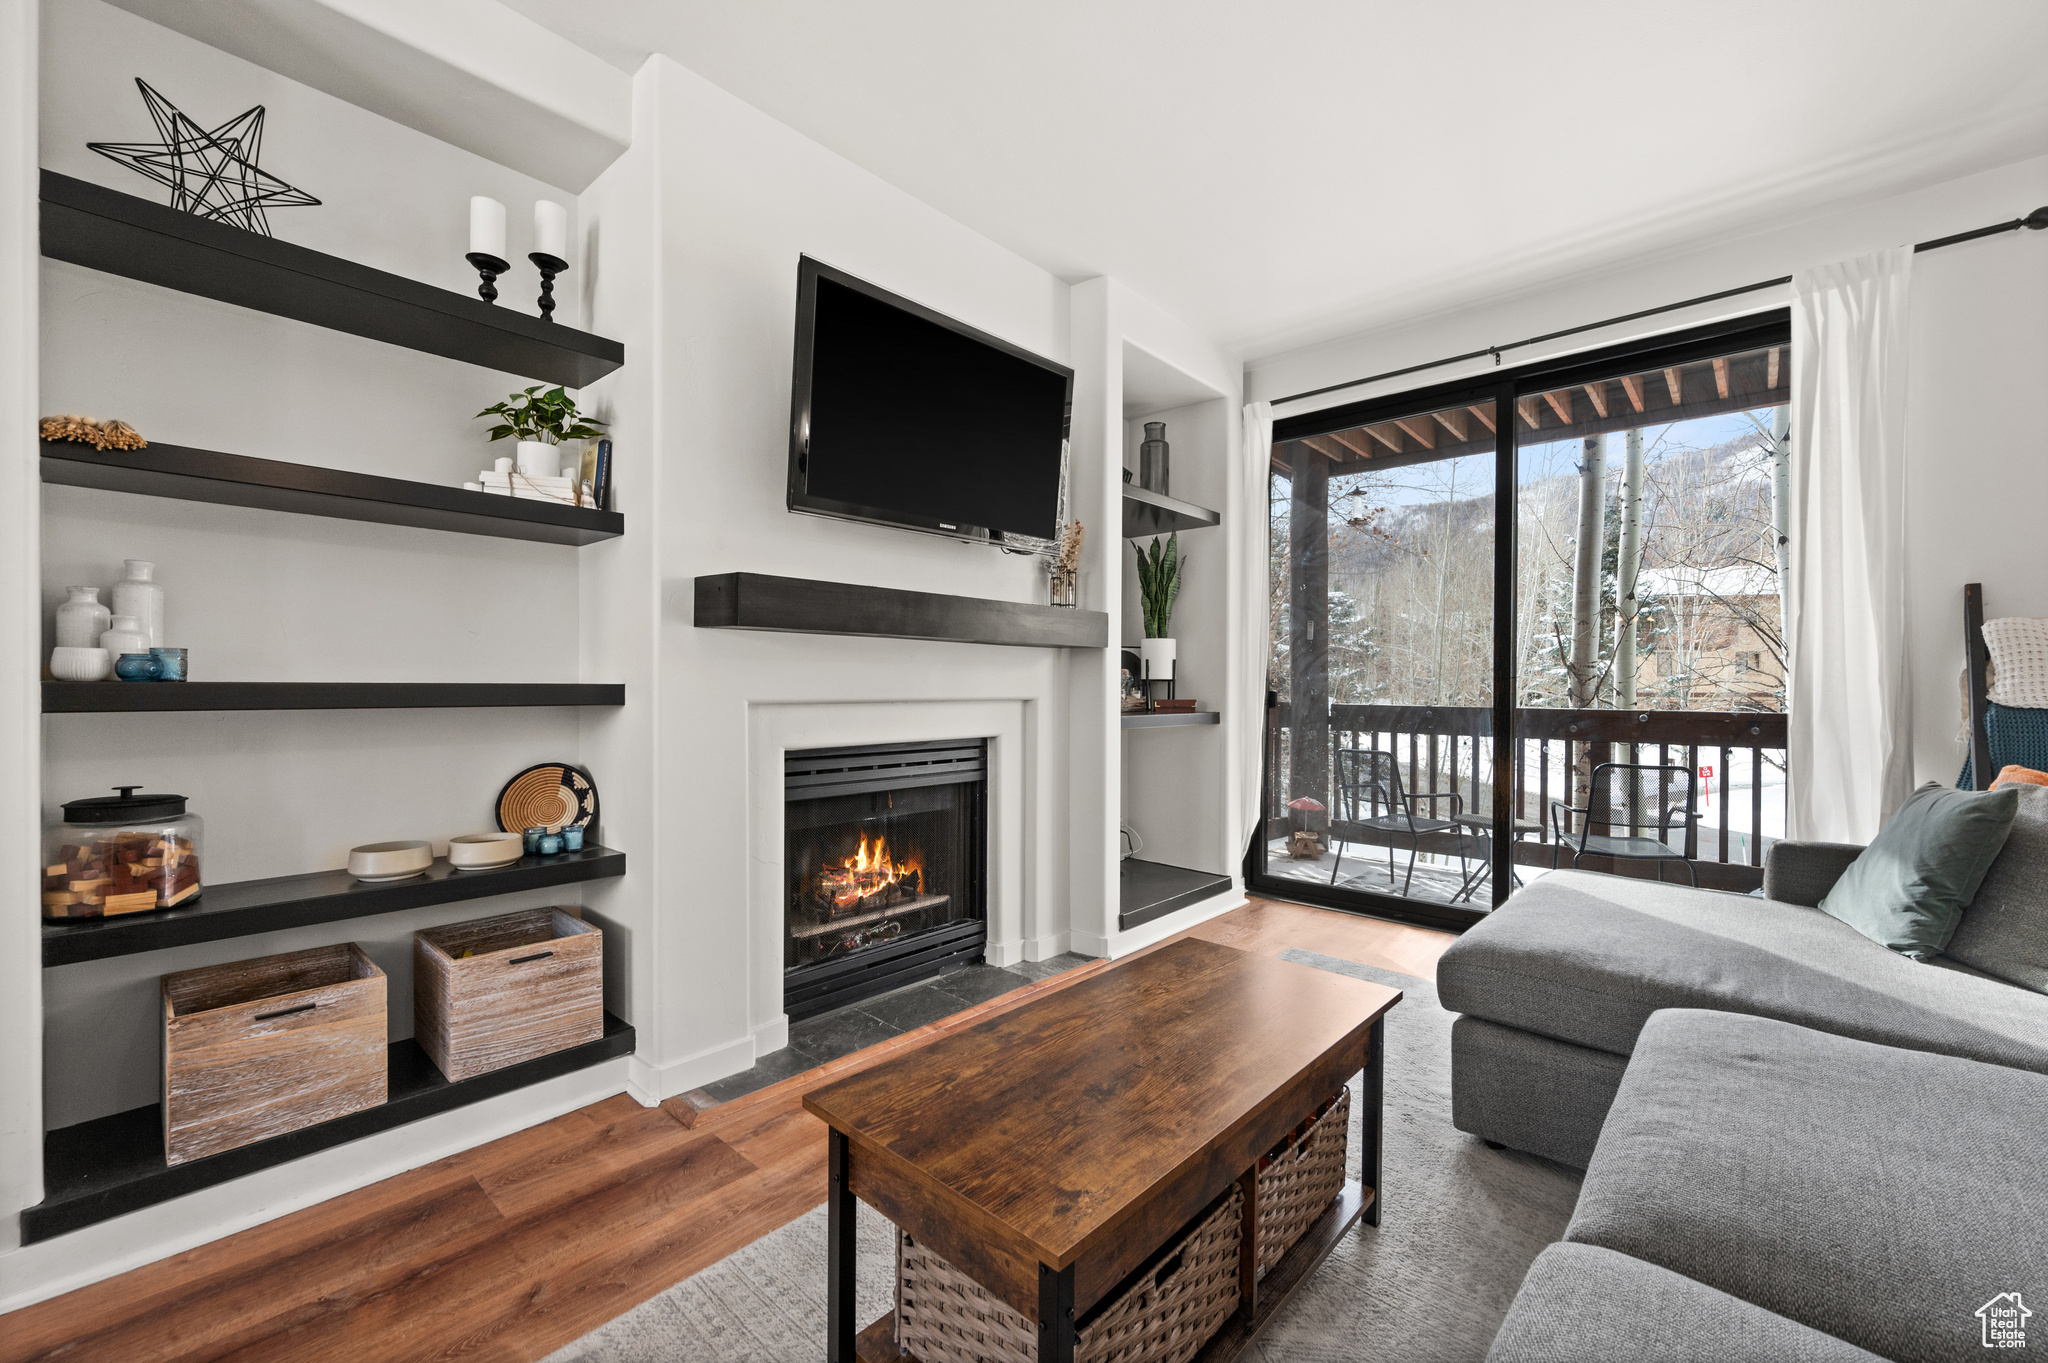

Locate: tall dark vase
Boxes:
[1139,422,1170,495]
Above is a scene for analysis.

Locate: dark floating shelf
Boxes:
[694,572,1108,649]
[42,440,622,546]
[1122,485,1221,538]
[43,845,625,967]
[1121,710,1220,729]
[23,1012,635,1243]
[1119,857,1233,931]
[40,170,624,388]
[44,682,626,713]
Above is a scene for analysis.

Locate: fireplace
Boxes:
[784,739,987,1019]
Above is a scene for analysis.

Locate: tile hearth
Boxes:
[700,956,1094,1104]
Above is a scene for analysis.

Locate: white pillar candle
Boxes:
[533,200,567,261]
[469,196,506,260]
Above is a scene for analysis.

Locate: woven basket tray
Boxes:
[897,1185,1242,1363]
[1255,1086,1350,1278]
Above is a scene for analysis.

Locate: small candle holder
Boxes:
[561,826,585,851]
[466,251,510,304]
[530,252,567,323]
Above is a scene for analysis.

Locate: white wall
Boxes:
[1248,152,2048,793]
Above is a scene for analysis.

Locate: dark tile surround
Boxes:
[699,956,1095,1104]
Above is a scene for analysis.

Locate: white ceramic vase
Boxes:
[110,560,164,647]
[100,614,149,660]
[1139,636,1177,681]
[55,585,111,648]
[516,439,558,478]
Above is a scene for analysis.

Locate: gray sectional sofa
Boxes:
[1438,850,2048,1168]
[1486,1009,2048,1362]
[1442,828,2048,1361]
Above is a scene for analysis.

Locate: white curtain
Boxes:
[1238,401,1274,857]
[1786,247,1914,842]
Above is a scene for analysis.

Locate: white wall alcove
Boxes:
[743,698,1034,1059]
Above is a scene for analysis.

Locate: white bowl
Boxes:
[50,646,110,682]
[347,840,433,881]
[447,831,524,870]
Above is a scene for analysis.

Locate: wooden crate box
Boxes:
[414,907,602,1082]
[162,943,387,1166]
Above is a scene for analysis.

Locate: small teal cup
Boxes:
[149,647,188,681]
[522,826,545,855]
[539,833,563,855]
[561,826,585,851]
[113,651,160,682]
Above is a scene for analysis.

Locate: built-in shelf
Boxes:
[22,1011,635,1243]
[1119,857,1234,931]
[42,440,622,546]
[1121,710,1220,729]
[694,573,1108,649]
[1122,485,1221,539]
[43,845,625,967]
[40,170,624,388]
[43,682,626,713]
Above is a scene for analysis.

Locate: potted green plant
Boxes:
[475,385,607,480]
[1133,533,1185,680]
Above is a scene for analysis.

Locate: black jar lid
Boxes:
[62,785,189,824]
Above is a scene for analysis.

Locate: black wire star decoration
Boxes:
[88,79,319,236]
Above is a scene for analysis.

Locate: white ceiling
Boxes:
[500,0,2048,362]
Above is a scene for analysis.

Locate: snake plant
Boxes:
[1133,534,1185,639]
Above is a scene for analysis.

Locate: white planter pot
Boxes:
[516,440,558,478]
[1139,636,1177,680]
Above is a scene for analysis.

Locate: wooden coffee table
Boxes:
[803,937,1401,1362]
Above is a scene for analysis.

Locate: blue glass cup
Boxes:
[113,651,160,682]
[149,647,188,681]
[561,826,585,851]
[522,826,545,855]
[539,833,563,856]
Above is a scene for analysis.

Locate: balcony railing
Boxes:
[1267,702,1787,893]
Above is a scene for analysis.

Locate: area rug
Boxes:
[545,949,1581,1362]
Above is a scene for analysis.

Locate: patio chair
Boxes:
[1329,747,1469,897]
[1548,761,1699,886]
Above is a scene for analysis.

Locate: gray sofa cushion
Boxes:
[1487,1243,1883,1363]
[1947,783,2048,992]
[1566,1009,2048,1363]
[1436,869,2048,1074]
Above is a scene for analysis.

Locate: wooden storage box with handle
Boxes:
[162,942,387,1166]
[414,906,602,1082]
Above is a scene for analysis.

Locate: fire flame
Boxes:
[824,832,923,911]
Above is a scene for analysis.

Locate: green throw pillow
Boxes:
[1821,782,2019,959]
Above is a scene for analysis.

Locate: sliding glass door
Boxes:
[1252,314,1790,929]
[1258,385,1512,926]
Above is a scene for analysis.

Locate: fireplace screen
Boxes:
[784,741,987,1014]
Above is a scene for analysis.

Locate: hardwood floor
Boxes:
[0,897,1453,1363]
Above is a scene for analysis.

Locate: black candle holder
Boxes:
[530,251,567,323]
[465,251,510,304]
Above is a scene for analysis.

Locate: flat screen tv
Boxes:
[788,256,1072,545]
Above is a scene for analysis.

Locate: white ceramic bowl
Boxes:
[347,839,433,881]
[50,646,110,682]
[447,831,524,870]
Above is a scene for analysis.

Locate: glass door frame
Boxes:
[1247,310,1792,932]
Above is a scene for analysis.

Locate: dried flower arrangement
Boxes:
[1055,520,1084,572]
[40,415,147,450]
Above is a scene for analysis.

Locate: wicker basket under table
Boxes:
[1255,1086,1351,1277]
[898,1185,1243,1363]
